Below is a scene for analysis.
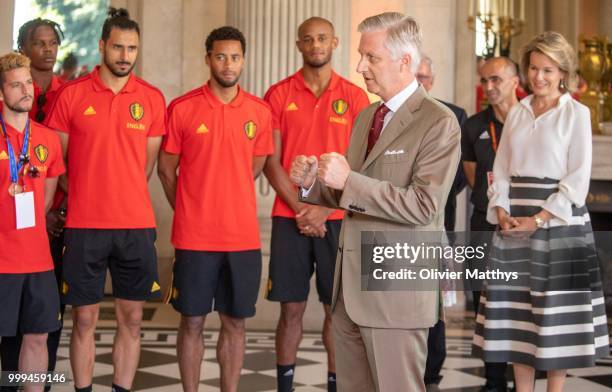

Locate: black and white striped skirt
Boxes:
[472,177,609,370]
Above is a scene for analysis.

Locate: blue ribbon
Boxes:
[0,114,30,184]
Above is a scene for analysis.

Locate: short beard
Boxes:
[5,99,32,113]
[211,72,240,88]
[304,54,331,69]
[104,56,135,78]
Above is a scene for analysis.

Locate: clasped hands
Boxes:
[496,207,538,238]
[46,209,66,238]
[289,152,350,238]
[289,152,350,190]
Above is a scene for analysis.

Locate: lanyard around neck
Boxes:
[0,114,32,184]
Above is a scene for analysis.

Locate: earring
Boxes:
[560,80,566,90]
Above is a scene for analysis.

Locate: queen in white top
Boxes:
[473,31,608,392]
[486,91,592,227]
[487,32,591,232]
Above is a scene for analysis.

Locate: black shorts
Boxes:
[61,228,160,306]
[267,217,341,305]
[170,249,262,319]
[0,270,61,336]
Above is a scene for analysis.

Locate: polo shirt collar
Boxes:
[49,76,63,92]
[293,68,340,92]
[34,76,62,95]
[0,116,29,136]
[202,82,245,108]
[91,65,137,93]
[485,105,502,126]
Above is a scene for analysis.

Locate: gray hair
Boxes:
[357,12,422,73]
[420,54,434,76]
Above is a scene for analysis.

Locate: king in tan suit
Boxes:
[290,12,460,392]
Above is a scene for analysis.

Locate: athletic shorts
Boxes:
[0,270,61,336]
[267,217,341,304]
[170,249,262,318]
[61,228,160,306]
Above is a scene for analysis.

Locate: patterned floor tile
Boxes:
[38,303,612,391]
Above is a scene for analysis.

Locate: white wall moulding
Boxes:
[592,135,612,181]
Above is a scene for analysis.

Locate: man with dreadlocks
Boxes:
[7,18,66,124]
[46,8,166,392]
[0,18,66,392]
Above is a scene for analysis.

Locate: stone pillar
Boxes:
[180,0,226,92]
[408,0,457,103]
[545,0,580,48]
[579,0,601,38]
[228,0,350,97]
[600,0,612,40]
[452,0,475,232]
[454,0,475,114]
[0,0,15,54]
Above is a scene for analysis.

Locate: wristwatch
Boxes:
[534,215,545,228]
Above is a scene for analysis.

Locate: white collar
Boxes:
[381,78,419,112]
[519,92,572,113]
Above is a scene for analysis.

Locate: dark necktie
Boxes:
[366,104,390,156]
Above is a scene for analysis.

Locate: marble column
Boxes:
[228,0,350,97]
[545,0,580,48]
[600,0,612,40]
[0,1,15,54]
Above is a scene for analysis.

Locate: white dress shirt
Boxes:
[380,78,419,133]
[487,93,592,225]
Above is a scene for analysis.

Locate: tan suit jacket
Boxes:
[301,86,461,329]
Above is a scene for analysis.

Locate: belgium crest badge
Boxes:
[244,120,257,140]
[129,102,144,121]
[332,99,348,115]
[34,144,48,163]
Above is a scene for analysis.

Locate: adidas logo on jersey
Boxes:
[83,106,97,115]
[196,123,209,134]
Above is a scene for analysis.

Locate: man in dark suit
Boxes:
[417,55,468,232]
[290,13,461,391]
[416,55,467,391]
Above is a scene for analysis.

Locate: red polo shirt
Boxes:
[0,119,65,273]
[34,76,65,209]
[46,66,166,229]
[264,69,370,220]
[163,84,274,251]
[33,76,63,122]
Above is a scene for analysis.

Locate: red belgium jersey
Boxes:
[163,84,274,251]
[264,69,370,220]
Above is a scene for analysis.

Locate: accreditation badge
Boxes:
[15,191,35,229]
